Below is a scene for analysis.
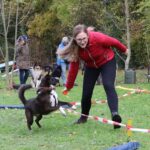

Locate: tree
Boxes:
[124,0,131,70]
[138,0,150,65]
[0,0,34,88]
[1,0,149,69]
[1,0,12,88]
[27,4,62,64]
[128,0,150,67]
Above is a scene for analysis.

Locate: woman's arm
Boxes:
[66,61,79,90]
[95,32,127,53]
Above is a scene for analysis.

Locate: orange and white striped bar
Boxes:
[116,86,150,94]
[69,90,137,106]
[67,109,150,134]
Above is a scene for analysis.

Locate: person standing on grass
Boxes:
[15,35,30,85]
[57,24,128,129]
[56,36,69,86]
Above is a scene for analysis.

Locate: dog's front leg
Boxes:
[59,106,66,117]
[35,115,42,128]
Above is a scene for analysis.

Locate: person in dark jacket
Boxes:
[15,35,30,84]
[57,24,128,129]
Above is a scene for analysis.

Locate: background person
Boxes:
[57,24,128,129]
[56,36,69,86]
[15,35,30,85]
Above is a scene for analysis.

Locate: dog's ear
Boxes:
[42,65,53,75]
[33,62,41,69]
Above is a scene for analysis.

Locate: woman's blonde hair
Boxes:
[56,24,88,62]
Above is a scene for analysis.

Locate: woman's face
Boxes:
[75,32,88,48]
[18,39,26,46]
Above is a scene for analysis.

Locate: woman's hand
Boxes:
[62,88,70,95]
[125,49,129,55]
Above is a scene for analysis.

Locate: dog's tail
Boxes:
[18,84,32,105]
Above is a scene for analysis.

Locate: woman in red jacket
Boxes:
[57,24,128,129]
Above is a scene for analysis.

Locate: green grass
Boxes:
[0,70,150,150]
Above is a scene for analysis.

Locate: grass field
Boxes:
[0,69,150,150]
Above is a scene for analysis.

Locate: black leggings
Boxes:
[81,57,118,116]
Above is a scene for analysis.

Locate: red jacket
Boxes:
[66,31,127,89]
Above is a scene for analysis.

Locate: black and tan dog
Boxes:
[30,64,62,87]
[50,64,62,86]
[18,68,73,130]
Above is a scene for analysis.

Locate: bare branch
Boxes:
[6,2,13,34]
[146,43,150,65]
[0,33,4,37]
[0,46,5,60]
[13,0,19,61]
[105,11,126,32]
[1,0,11,88]
[0,1,2,11]
[18,0,32,25]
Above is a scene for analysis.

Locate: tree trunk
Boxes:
[9,1,19,86]
[0,1,2,11]
[124,0,131,70]
[1,0,10,88]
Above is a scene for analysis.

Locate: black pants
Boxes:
[81,57,118,116]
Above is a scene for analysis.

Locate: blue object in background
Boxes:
[0,105,24,109]
[17,35,29,42]
[107,142,140,150]
[0,61,14,70]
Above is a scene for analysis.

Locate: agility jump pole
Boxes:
[116,86,150,94]
[70,90,142,107]
[0,105,24,109]
[0,104,149,134]
[66,109,150,134]
[0,89,145,109]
